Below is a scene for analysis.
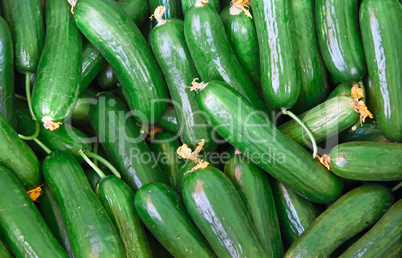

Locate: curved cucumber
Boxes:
[74,0,168,124]
[134,182,214,257]
[43,151,125,257]
[182,0,220,16]
[32,0,82,128]
[98,176,152,258]
[284,184,394,257]
[2,0,44,73]
[330,142,402,181]
[197,81,343,203]
[360,0,402,141]
[316,0,366,82]
[251,0,301,109]
[156,106,179,134]
[151,18,217,151]
[0,166,67,257]
[182,166,268,257]
[224,153,283,257]
[97,64,119,90]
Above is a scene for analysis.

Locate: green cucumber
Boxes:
[182,166,268,257]
[279,96,360,148]
[291,0,328,113]
[340,199,402,257]
[0,112,41,190]
[73,0,168,124]
[197,81,343,203]
[97,64,119,90]
[250,0,301,109]
[98,176,152,257]
[0,17,14,127]
[43,151,125,257]
[156,106,179,134]
[149,132,185,191]
[271,180,319,246]
[151,17,217,151]
[89,93,167,191]
[134,182,214,257]
[184,2,266,111]
[224,153,283,257]
[182,0,220,16]
[340,121,391,143]
[148,0,183,24]
[32,0,82,129]
[330,142,402,181]
[0,166,67,257]
[285,184,393,257]
[2,0,44,73]
[316,0,366,83]
[80,41,107,94]
[360,0,402,141]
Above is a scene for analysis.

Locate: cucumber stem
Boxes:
[85,151,121,178]
[78,150,106,179]
[281,108,318,158]
[392,181,402,192]
[25,73,37,121]
[18,120,40,140]
[33,138,52,154]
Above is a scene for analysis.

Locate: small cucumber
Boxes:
[134,182,215,257]
[182,0,220,16]
[0,166,67,257]
[156,106,179,134]
[97,64,119,90]
[316,0,367,82]
[182,166,268,257]
[284,184,393,257]
[330,142,402,181]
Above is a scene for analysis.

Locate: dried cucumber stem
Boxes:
[150,6,166,26]
[352,100,373,123]
[317,154,331,170]
[42,116,62,131]
[27,185,43,202]
[351,83,364,100]
[190,78,208,92]
[230,0,252,18]
[195,0,209,7]
[67,0,77,14]
[177,139,209,172]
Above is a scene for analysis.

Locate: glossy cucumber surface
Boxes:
[182,0,220,15]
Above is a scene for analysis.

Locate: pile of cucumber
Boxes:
[0,0,400,257]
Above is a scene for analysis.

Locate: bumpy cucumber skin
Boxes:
[89,93,166,191]
[360,0,402,141]
[134,182,215,257]
[271,180,319,246]
[285,184,393,257]
[291,0,328,113]
[151,18,217,151]
[316,0,367,83]
[156,106,179,134]
[340,200,402,258]
[2,0,44,73]
[182,166,268,257]
[97,64,118,90]
[224,154,283,257]
[330,142,402,181]
[0,17,14,127]
[251,0,301,109]
[43,151,125,258]
[32,0,82,125]
[74,0,168,124]
[98,176,152,258]
[182,0,220,15]
[184,4,266,111]
[0,166,67,258]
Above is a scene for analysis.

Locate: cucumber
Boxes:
[271,180,319,246]
[134,182,214,257]
[291,0,328,113]
[182,166,268,257]
[80,41,107,93]
[149,132,185,191]
[182,0,220,16]
[330,142,402,181]
[316,0,366,83]
[43,151,125,257]
[340,121,391,143]
[97,64,119,90]
[184,2,266,111]
[151,17,217,151]
[98,176,152,257]
[0,166,67,257]
[224,153,283,257]
[0,112,41,190]
[340,199,402,257]
[156,106,179,134]
[32,0,82,130]
[89,93,167,191]
[148,0,183,24]
[279,96,360,148]
[0,17,14,127]
[360,0,402,141]
[73,0,168,124]
[2,0,44,73]
[250,0,301,109]
[284,184,393,257]
[197,81,343,203]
